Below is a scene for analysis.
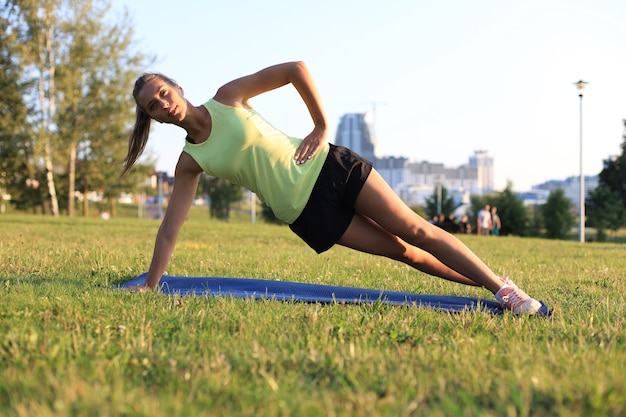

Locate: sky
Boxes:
[112,0,626,192]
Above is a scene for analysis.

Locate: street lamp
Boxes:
[574,80,589,243]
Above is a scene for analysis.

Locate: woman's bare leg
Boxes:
[345,169,504,294]
[338,213,481,287]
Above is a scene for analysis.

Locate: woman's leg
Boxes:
[337,213,482,287]
[346,170,504,294]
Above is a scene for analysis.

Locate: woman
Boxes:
[491,206,502,236]
[122,61,543,315]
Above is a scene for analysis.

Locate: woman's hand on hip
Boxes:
[295,126,327,165]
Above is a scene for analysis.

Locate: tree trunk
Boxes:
[38,19,59,216]
[68,141,76,216]
[83,182,89,217]
[43,141,59,216]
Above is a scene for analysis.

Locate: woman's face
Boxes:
[136,78,188,124]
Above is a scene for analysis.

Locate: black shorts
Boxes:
[289,144,372,253]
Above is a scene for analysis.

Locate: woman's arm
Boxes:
[142,152,202,289]
[214,61,328,163]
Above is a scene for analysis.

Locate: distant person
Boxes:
[491,206,501,236]
[477,204,492,236]
[442,213,459,233]
[436,213,446,228]
[459,214,472,234]
[120,61,544,315]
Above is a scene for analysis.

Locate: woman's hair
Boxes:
[120,73,178,178]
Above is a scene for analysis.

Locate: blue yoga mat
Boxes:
[120,273,551,315]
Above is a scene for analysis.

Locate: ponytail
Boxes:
[120,106,152,178]
[120,73,179,178]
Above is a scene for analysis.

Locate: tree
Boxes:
[7,0,152,216]
[202,175,243,221]
[468,184,528,236]
[261,203,285,224]
[492,182,528,236]
[587,119,626,240]
[0,4,32,212]
[469,194,492,231]
[9,0,65,216]
[586,185,625,242]
[55,2,149,216]
[424,184,456,219]
[598,120,626,210]
[541,189,575,240]
[526,204,544,238]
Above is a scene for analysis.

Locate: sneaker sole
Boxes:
[513,299,542,315]
[536,301,552,317]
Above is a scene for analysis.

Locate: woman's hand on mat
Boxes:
[125,285,153,293]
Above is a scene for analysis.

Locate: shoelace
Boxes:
[501,288,528,309]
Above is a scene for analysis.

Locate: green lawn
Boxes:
[0,210,624,416]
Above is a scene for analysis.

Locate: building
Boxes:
[333,113,377,163]
[469,149,495,191]
[402,159,481,206]
[375,156,408,195]
[529,175,599,212]
[333,112,493,207]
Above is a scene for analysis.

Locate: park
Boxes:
[2,1,626,416]
[1,210,625,416]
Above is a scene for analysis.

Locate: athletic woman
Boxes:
[122,61,543,315]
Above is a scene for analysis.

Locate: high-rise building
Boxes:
[333,113,408,192]
[333,112,493,206]
[333,113,376,163]
[468,150,494,192]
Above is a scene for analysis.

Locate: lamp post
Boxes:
[157,171,164,220]
[436,176,442,216]
[251,192,256,224]
[574,80,589,243]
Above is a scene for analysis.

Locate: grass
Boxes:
[0,209,624,417]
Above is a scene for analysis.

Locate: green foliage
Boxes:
[595,121,626,236]
[493,182,528,236]
[541,189,576,240]
[261,202,286,225]
[410,204,428,220]
[526,204,544,238]
[0,212,625,416]
[0,3,35,211]
[470,185,528,236]
[424,184,455,218]
[1,0,152,217]
[598,122,626,204]
[587,184,626,242]
[201,175,244,221]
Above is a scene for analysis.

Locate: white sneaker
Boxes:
[498,276,517,288]
[495,285,542,315]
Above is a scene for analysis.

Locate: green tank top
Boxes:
[183,99,330,224]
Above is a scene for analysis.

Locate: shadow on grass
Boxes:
[0,275,105,292]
